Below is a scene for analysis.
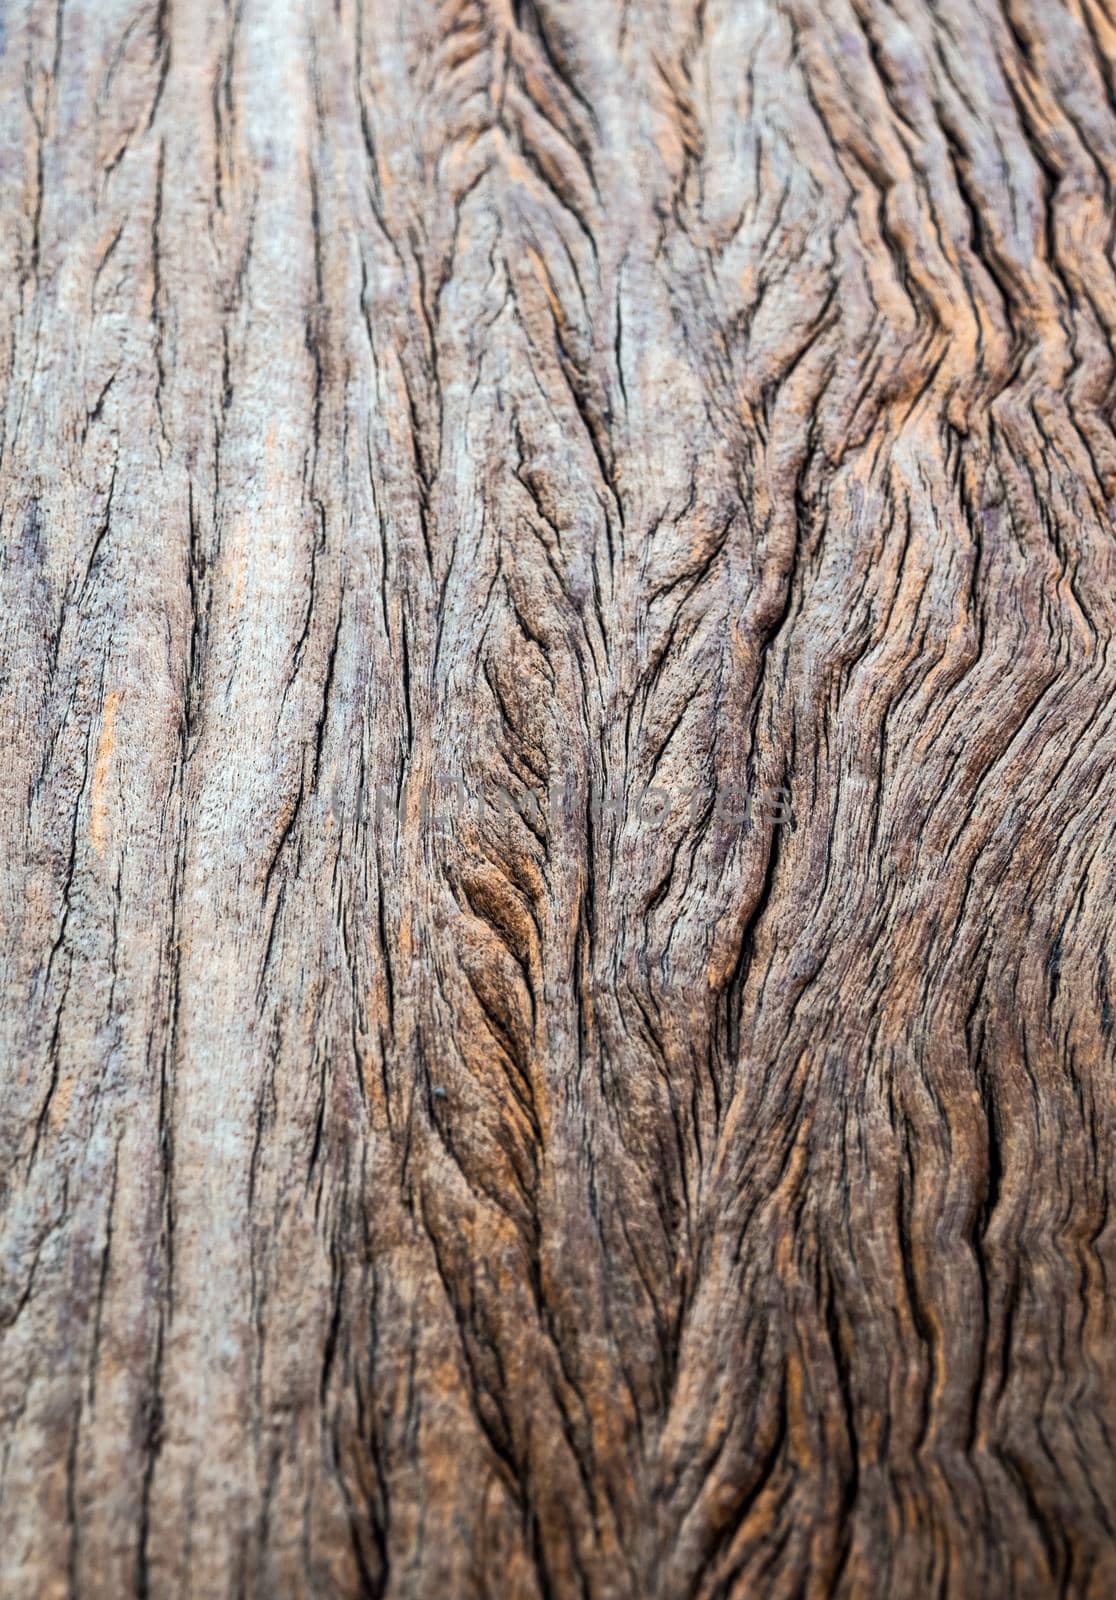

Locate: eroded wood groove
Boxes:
[1,0,1115,1594]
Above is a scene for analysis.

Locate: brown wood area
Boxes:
[2,0,1116,1594]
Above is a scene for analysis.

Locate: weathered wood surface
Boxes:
[2,0,1116,1594]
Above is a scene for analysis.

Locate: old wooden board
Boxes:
[2,0,1116,1594]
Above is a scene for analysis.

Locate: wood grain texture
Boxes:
[2,0,1116,1594]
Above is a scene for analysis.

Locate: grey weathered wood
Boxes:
[2,0,1116,1594]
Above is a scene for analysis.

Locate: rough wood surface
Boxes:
[2,0,1116,1595]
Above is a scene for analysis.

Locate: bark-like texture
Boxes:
[2,0,1116,1595]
